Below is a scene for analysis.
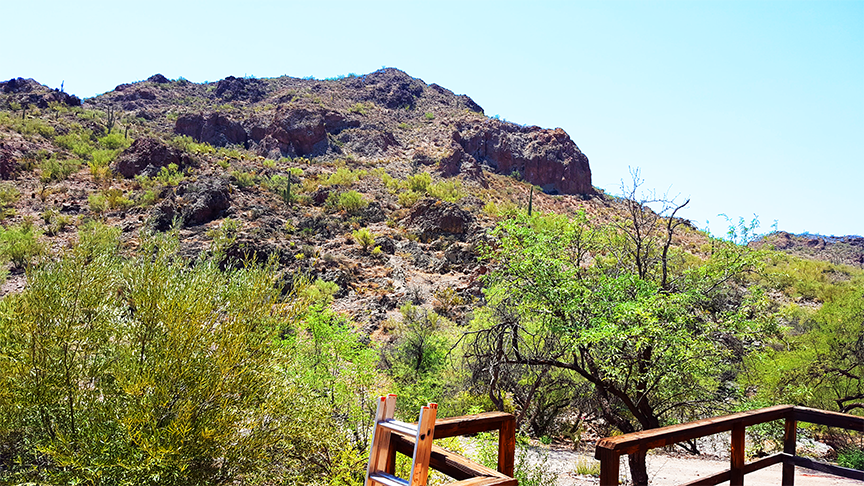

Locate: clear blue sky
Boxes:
[3,1,862,237]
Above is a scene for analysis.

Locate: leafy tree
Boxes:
[746,263,864,415]
[465,206,769,484]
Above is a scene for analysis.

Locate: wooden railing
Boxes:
[386,411,517,486]
[594,405,864,485]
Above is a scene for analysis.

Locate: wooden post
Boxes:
[598,449,620,486]
[782,418,797,486]
[498,415,515,477]
[731,422,745,486]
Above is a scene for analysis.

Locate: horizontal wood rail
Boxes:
[385,411,516,486]
[594,405,864,485]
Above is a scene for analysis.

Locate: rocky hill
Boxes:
[0,69,600,331]
[750,231,864,268]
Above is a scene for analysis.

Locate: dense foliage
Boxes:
[0,227,385,486]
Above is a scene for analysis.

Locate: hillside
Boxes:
[0,69,607,329]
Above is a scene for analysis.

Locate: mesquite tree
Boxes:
[464,184,770,484]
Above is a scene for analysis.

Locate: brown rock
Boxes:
[175,113,248,148]
[407,198,474,242]
[452,119,593,195]
[112,137,192,178]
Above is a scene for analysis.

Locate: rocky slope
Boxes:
[0,69,600,331]
[750,232,864,268]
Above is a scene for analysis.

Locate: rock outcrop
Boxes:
[448,119,592,195]
[112,137,194,178]
[407,198,474,242]
[1,77,81,108]
[176,113,248,148]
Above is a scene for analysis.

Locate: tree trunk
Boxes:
[628,450,650,486]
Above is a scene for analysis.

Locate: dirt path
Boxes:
[533,444,862,485]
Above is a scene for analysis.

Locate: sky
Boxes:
[2,0,862,237]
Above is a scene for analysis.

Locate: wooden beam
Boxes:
[792,406,864,431]
[432,412,514,438]
[446,477,518,486]
[597,448,620,486]
[595,405,793,455]
[791,455,864,481]
[782,418,797,486]
[677,454,785,486]
[497,415,515,477]
[730,422,745,486]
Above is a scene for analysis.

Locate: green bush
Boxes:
[98,132,129,150]
[406,172,431,192]
[54,129,95,157]
[39,157,80,183]
[0,183,19,220]
[353,227,375,251]
[329,190,368,215]
[838,448,864,470]
[325,167,367,187]
[171,135,215,155]
[0,226,387,485]
[0,222,42,267]
[429,179,465,202]
[231,170,257,188]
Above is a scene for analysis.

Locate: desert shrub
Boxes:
[406,172,431,192]
[137,189,159,207]
[171,135,216,155]
[231,170,257,188]
[41,209,72,236]
[0,112,55,139]
[157,163,184,186]
[353,227,375,251]
[0,183,19,220]
[428,179,465,202]
[398,190,423,208]
[54,128,95,157]
[328,190,368,215]
[348,102,368,115]
[39,157,80,183]
[97,132,129,150]
[0,231,381,486]
[838,447,864,470]
[0,222,42,267]
[88,193,108,214]
[325,167,367,187]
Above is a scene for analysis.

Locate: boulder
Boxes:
[214,76,266,102]
[177,177,230,227]
[407,198,474,242]
[347,68,426,109]
[112,137,193,178]
[252,107,358,157]
[147,74,170,84]
[175,113,248,147]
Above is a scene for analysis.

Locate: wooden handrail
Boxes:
[385,411,517,486]
[594,405,864,485]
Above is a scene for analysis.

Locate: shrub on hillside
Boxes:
[0,229,384,485]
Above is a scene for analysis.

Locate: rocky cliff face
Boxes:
[94,68,592,195]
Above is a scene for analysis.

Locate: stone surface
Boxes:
[177,177,231,227]
[112,137,193,178]
[407,198,474,242]
[175,113,248,147]
[451,119,593,195]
